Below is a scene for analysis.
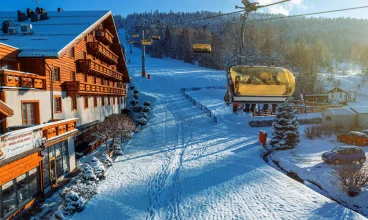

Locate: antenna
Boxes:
[235,0,290,53]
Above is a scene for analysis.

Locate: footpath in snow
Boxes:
[73,30,365,220]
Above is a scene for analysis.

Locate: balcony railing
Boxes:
[86,42,119,65]
[76,59,123,81]
[42,118,78,140]
[0,69,46,89]
[95,28,114,45]
[65,81,126,97]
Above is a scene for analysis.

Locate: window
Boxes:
[94,76,97,84]
[54,96,62,113]
[70,47,75,58]
[2,180,16,216]
[340,92,342,98]
[71,71,76,81]
[42,148,50,188]
[53,67,60,82]
[62,141,70,174]
[16,174,29,205]
[101,97,105,106]
[29,168,39,198]
[326,116,331,121]
[84,96,89,109]
[71,97,77,111]
[113,97,116,105]
[22,102,36,125]
[84,74,88,83]
[93,96,98,108]
[83,52,87,59]
[108,97,110,106]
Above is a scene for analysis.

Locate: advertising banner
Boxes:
[0,129,43,160]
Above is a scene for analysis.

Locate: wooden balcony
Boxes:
[65,81,126,97]
[0,69,46,89]
[86,42,119,65]
[42,118,78,140]
[76,59,123,81]
[95,28,114,46]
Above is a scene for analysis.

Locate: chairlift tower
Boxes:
[142,29,146,77]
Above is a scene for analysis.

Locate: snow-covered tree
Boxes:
[82,164,97,181]
[100,154,113,167]
[90,157,105,180]
[63,191,85,215]
[270,99,300,149]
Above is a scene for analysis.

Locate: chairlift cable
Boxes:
[169,5,368,27]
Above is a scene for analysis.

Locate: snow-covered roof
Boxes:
[0,10,111,58]
[327,87,348,94]
[323,108,357,116]
[350,106,368,114]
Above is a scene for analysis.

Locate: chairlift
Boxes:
[141,39,153,46]
[224,65,295,104]
[132,34,139,38]
[192,43,212,54]
[151,35,161,40]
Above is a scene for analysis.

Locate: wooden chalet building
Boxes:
[0,9,130,219]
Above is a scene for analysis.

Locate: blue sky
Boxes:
[2,0,368,18]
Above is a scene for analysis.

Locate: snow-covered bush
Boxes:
[142,106,150,113]
[63,191,85,215]
[130,100,137,106]
[100,153,113,167]
[129,85,135,90]
[114,144,123,156]
[53,210,64,220]
[82,164,97,181]
[304,125,322,139]
[143,101,151,106]
[90,157,105,180]
[133,94,139,100]
[60,181,97,201]
[141,112,148,119]
[136,117,147,126]
[334,164,368,197]
[270,99,300,149]
[133,89,139,94]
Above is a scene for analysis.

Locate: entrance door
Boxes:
[49,157,58,187]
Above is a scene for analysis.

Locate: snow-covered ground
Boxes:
[72,30,365,219]
[268,126,368,217]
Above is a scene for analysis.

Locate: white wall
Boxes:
[5,90,126,127]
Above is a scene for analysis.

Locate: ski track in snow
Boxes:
[72,30,366,220]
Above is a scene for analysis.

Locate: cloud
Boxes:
[256,0,306,16]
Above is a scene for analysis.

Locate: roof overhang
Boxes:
[0,100,14,117]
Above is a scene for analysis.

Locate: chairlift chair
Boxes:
[224,65,295,104]
[151,35,161,40]
[192,43,212,54]
[141,39,153,46]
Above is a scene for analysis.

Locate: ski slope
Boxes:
[73,30,364,220]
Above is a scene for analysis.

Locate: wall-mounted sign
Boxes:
[0,129,43,160]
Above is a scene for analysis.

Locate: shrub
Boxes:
[333,164,368,197]
[133,94,139,99]
[82,164,97,181]
[63,191,85,215]
[90,157,105,180]
[114,144,123,156]
[100,154,113,167]
[304,125,322,139]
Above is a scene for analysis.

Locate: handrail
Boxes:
[76,59,123,81]
[0,69,46,89]
[86,42,119,64]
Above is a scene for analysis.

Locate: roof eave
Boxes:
[56,11,112,59]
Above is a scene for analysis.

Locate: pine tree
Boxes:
[270,99,300,150]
